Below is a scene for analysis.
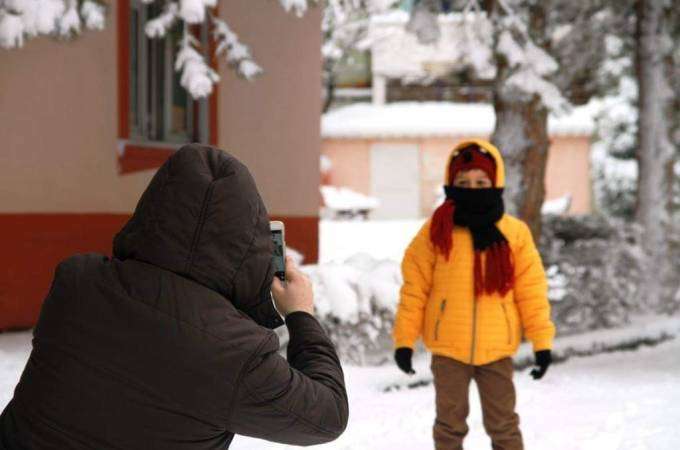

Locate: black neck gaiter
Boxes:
[444,186,507,251]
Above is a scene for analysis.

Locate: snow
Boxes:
[1,0,307,98]
[305,254,401,324]
[57,2,80,36]
[212,17,263,81]
[0,10,24,47]
[322,102,596,139]
[2,325,680,449]
[319,219,425,263]
[541,194,572,215]
[321,186,380,212]
[369,8,568,112]
[80,1,105,31]
[178,0,217,24]
[278,0,309,18]
[0,0,107,49]
[370,11,496,82]
[175,34,220,99]
[320,155,333,174]
[145,2,178,38]
[546,264,568,302]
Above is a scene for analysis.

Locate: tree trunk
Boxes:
[491,95,550,239]
[322,70,336,113]
[634,0,675,306]
[486,0,551,240]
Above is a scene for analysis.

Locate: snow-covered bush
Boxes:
[539,214,648,335]
[303,253,401,365]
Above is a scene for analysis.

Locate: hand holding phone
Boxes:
[271,256,314,316]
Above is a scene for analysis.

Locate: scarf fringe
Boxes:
[431,199,515,298]
[475,242,514,297]
[430,199,455,259]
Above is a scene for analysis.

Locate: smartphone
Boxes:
[270,221,286,282]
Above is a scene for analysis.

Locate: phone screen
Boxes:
[271,229,285,281]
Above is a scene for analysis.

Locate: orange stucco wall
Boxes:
[322,139,372,194]
[322,135,592,217]
[544,136,592,214]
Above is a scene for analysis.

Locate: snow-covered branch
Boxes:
[145,1,178,38]
[175,27,219,98]
[1,0,314,99]
[0,0,106,48]
[212,15,262,81]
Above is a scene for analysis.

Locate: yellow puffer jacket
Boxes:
[393,139,556,366]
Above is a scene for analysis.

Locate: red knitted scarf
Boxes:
[430,146,514,297]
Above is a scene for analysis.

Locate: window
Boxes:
[117,0,217,174]
[128,1,210,145]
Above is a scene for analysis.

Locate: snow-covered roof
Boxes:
[321,186,380,211]
[321,102,596,139]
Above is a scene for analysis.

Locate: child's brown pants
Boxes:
[431,354,523,450]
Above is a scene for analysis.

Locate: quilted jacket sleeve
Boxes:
[393,220,436,349]
[228,312,348,446]
[513,221,556,351]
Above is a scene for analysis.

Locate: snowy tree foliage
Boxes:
[0,0,106,48]
[591,32,638,219]
[402,0,569,112]
[0,0,316,98]
[322,0,399,110]
[395,0,630,238]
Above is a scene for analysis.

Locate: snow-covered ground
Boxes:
[2,220,679,448]
[1,330,679,449]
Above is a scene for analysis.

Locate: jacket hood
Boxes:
[445,138,506,188]
[113,144,283,329]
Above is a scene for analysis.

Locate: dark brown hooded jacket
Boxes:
[0,144,348,449]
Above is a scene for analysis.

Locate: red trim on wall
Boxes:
[117,0,130,140]
[207,5,219,146]
[269,216,319,264]
[118,144,176,174]
[208,41,219,146]
[0,213,319,331]
[0,214,130,331]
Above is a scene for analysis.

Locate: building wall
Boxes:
[0,6,140,213]
[216,0,322,219]
[544,136,592,214]
[322,139,372,194]
[0,3,322,330]
[322,135,593,218]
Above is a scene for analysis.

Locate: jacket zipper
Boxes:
[434,299,447,341]
[501,303,512,345]
[470,297,478,364]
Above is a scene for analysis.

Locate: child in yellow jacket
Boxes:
[393,139,556,450]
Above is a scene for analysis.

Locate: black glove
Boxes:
[530,350,552,380]
[394,347,415,375]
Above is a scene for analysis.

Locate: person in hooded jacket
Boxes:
[0,145,349,450]
[392,139,556,450]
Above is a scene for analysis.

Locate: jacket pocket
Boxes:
[433,298,447,341]
[501,302,512,346]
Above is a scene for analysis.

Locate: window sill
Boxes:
[117,141,183,175]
